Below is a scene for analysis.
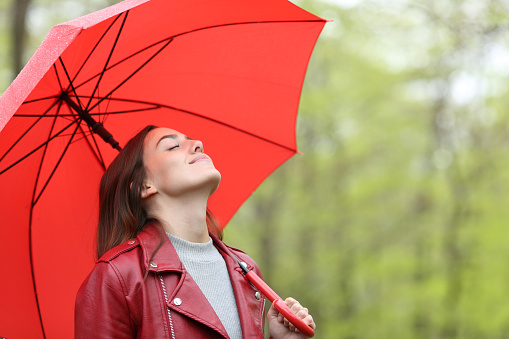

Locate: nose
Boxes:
[191,140,203,153]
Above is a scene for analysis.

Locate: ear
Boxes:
[141,183,157,199]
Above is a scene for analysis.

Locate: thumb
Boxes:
[267,303,282,323]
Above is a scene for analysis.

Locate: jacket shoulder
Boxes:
[98,238,140,263]
[79,238,145,300]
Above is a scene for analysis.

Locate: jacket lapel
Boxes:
[138,223,229,338]
[168,270,230,337]
[212,235,265,338]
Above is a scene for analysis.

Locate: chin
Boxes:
[207,171,221,197]
[209,172,221,196]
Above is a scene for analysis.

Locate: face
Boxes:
[141,127,221,200]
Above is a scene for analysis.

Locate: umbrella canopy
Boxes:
[0,0,325,337]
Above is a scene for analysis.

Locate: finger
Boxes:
[296,309,309,320]
[303,314,316,330]
[284,297,298,308]
[292,305,308,315]
[290,302,308,318]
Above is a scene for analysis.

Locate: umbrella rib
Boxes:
[81,123,107,170]
[14,105,159,117]
[27,103,68,339]
[1,99,62,164]
[96,105,160,115]
[31,104,62,206]
[0,118,79,176]
[85,11,129,112]
[27,214,47,339]
[90,129,107,170]
[88,37,174,112]
[33,121,82,206]
[53,63,64,92]
[68,12,124,89]
[164,19,326,42]
[154,103,299,153]
[59,57,87,112]
[22,95,60,105]
[14,114,82,120]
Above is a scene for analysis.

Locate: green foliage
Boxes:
[0,0,11,89]
[225,1,509,338]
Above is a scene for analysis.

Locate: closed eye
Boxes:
[168,145,179,151]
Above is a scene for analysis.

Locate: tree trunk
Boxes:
[11,0,32,77]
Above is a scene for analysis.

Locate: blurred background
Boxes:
[2,0,509,338]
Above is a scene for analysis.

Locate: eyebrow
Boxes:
[156,134,191,148]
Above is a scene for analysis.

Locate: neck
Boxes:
[147,192,210,243]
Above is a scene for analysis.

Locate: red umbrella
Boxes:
[0,0,325,337]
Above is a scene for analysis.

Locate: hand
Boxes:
[267,297,315,339]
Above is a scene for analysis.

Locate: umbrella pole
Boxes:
[60,92,122,151]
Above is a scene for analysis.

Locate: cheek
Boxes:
[153,158,184,187]
[146,157,169,183]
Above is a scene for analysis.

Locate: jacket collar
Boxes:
[137,221,183,273]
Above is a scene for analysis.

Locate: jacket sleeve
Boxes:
[75,261,134,338]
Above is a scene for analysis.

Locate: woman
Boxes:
[75,125,315,338]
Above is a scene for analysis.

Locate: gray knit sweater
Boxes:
[167,233,243,339]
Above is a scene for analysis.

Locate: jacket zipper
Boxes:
[158,274,176,339]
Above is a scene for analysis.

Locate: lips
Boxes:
[189,154,211,164]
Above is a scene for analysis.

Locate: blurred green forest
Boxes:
[2,0,509,338]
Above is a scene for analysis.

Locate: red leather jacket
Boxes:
[75,223,266,338]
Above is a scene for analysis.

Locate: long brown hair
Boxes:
[96,125,222,259]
